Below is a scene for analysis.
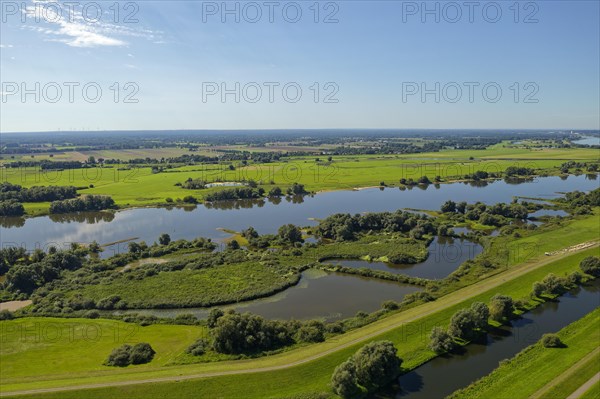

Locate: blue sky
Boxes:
[1,0,599,132]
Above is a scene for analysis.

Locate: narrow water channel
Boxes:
[322,236,483,279]
[392,279,600,399]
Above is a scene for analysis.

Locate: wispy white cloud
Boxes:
[22,0,162,48]
[0,44,14,48]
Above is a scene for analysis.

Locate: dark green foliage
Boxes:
[331,360,361,398]
[105,343,155,366]
[580,256,600,277]
[448,309,477,340]
[277,224,303,244]
[429,326,455,353]
[470,302,490,330]
[186,338,209,356]
[287,183,307,195]
[0,183,77,202]
[268,186,283,197]
[207,308,225,328]
[296,320,325,343]
[49,195,115,213]
[210,311,293,354]
[441,200,456,213]
[541,333,564,348]
[205,187,263,202]
[0,200,25,216]
[158,233,171,246]
[331,340,401,397]
[129,343,156,364]
[489,294,515,322]
[0,310,15,320]
[505,166,535,176]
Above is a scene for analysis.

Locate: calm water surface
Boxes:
[1,175,597,256]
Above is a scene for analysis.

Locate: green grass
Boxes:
[0,318,206,382]
[448,308,600,399]
[67,261,299,308]
[4,244,598,398]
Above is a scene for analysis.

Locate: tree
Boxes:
[207,308,224,328]
[88,241,101,254]
[470,302,490,330]
[353,340,401,392]
[489,294,514,322]
[158,233,171,246]
[242,227,259,240]
[268,186,282,197]
[429,326,455,353]
[331,360,361,398]
[277,224,303,244]
[580,256,600,277]
[440,200,456,213]
[227,239,240,250]
[532,281,545,297]
[448,309,477,340]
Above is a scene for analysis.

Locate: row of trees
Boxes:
[49,195,116,214]
[0,183,77,202]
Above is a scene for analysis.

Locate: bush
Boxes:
[297,321,325,343]
[331,360,361,398]
[541,333,564,348]
[448,309,477,340]
[580,256,600,277]
[0,310,14,320]
[105,344,133,367]
[186,338,209,356]
[129,343,156,364]
[105,343,155,367]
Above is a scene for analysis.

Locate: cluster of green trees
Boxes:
[398,176,433,186]
[0,183,77,202]
[316,210,436,241]
[181,178,207,189]
[429,296,516,353]
[194,309,326,355]
[49,195,116,214]
[0,200,25,216]
[331,340,401,398]
[204,187,264,202]
[441,200,529,226]
[5,250,84,294]
[504,166,535,176]
[579,256,600,277]
[105,343,155,367]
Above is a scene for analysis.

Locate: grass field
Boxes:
[1,146,598,214]
[580,380,600,399]
[66,261,299,308]
[3,243,598,398]
[0,318,206,382]
[448,308,600,399]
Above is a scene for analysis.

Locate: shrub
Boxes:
[186,338,209,356]
[297,321,325,343]
[541,333,564,348]
[129,343,156,364]
[331,360,361,398]
[448,309,477,340]
[105,343,155,367]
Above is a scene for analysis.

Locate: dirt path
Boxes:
[567,373,600,399]
[0,300,32,312]
[530,347,600,399]
[2,242,598,398]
